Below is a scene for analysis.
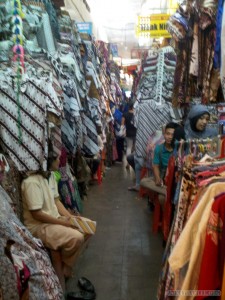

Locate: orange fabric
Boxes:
[222,261,225,299]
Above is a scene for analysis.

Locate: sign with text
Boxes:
[136,14,171,38]
[76,22,92,35]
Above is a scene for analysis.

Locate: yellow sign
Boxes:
[136,14,171,38]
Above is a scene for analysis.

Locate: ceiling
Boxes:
[88,0,146,57]
[87,0,178,59]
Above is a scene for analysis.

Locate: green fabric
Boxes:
[54,171,61,183]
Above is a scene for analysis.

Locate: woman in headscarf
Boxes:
[184,104,218,139]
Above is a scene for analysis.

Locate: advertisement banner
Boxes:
[76,22,92,35]
[136,14,171,38]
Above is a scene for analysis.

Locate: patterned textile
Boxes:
[221,0,225,99]
[24,56,63,100]
[82,114,99,156]
[61,93,83,154]
[40,12,56,55]
[43,0,60,40]
[137,47,176,105]
[189,22,199,76]
[168,182,225,298]
[172,41,192,105]
[200,28,216,103]
[57,164,83,213]
[87,97,102,128]
[157,157,197,299]
[0,186,63,299]
[1,155,23,220]
[134,101,172,160]
[0,78,47,171]
[50,125,62,157]
[145,131,164,172]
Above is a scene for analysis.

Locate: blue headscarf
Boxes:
[184,105,218,139]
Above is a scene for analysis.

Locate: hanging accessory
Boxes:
[12,0,25,144]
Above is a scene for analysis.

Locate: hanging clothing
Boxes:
[56,164,83,214]
[135,101,172,160]
[196,192,225,299]
[168,182,225,299]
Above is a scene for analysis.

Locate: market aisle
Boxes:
[67,163,164,300]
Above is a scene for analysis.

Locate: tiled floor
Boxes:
[66,162,164,300]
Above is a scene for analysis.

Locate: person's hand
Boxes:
[59,218,73,227]
[59,216,77,228]
[155,177,162,186]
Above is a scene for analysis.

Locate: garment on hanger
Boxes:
[135,101,172,160]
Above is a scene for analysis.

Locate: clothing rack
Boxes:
[174,135,224,158]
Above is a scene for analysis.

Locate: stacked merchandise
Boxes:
[136,46,177,105]
[0,0,122,298]
[167,0,225,106]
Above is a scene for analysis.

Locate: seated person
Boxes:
[181,104,218,140]
[21,153,87,292]
[153,122,178,186]
[140,122,179,191]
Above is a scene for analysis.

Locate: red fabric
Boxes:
[195,165,225,181]
[14,262,30,298]
[219,137,225,158]
[196,193,225,300]
[163,155,175,241]
[112,139,118,161]
[59,147,67,167]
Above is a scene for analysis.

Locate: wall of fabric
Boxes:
[167,0,225,106]
[0,1,123,298]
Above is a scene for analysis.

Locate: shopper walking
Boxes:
[121,102,136,167]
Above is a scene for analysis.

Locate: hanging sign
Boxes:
[110,43,119,57]
[136,14,171,38]
[76,22,92,35]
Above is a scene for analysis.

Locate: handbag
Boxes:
[115,124,126,138]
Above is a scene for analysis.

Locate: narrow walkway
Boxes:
[67,163,164,300]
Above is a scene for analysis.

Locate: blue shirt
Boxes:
[153,143,173,170]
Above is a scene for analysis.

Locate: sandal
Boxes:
[128,186,140,192]
[67,290,96,300]
[78,277,95,293]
